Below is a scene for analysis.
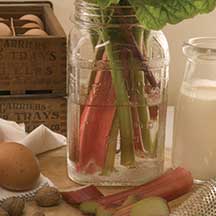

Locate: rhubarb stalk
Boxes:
[115,5,159,154]
[102,114,119,175]
[97,167,193,208]
[62,185,104,205]
[77,167,193,215]
[121,48,145,154]
[101,29,135,166]
[78,56,116,173]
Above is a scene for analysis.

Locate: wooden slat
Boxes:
[0,96,67,135]
[0,2,66,95]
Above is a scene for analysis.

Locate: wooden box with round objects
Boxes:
[0,1,66,95]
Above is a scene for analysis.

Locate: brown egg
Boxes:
[24,28,48,36]
[19,14,44,29]
[0,142,40,191]
[22,22,42,29]
[0,23,12,36]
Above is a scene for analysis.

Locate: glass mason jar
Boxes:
[173,37,216,182]
[67,0,170,186]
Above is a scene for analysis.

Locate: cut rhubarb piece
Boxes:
[97,167,193,208]
[79,201,116,215]
[62,185,104,205]
[121,195,139,207]
[131,197,169,216]
[79,201,100,214]
[96,206,116,216]
[78,60,116,173]
[114,197,169,216]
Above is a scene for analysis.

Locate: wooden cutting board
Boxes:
[23,147,193,215]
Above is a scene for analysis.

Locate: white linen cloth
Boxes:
[0,118,66,155]
[0,118,27,143]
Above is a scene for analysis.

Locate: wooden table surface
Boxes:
[23,147,193,215]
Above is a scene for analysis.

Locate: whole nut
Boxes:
[35,186,61,207]
[0,207,9,216]
[31,211,45,216]
[1,197,25,216]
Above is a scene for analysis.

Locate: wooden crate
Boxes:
[0,95,67,135]
[0,1,66,95]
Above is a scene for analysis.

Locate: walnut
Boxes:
[1,197,25,216]
[0,207,9,216]
[35,186,61,207]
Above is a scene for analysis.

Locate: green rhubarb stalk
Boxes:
[101,29,135,166]
[79,201,100,214]
[88,43,105,94]
[102,113,119,175]
[132,28,159,155]
[128,27,152,154]
[142,30,156,155]
[121,195,139,207]
[87,6,106,93]
[126,49,146,154]
[150,132,158,157]
[142,31,159,155]
[131,59,149,152]
[114,5,157,154]
[131,34,148,150]
[132,66,155,156]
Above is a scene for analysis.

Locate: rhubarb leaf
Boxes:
[128,0,216,30]
[89,0,216,28]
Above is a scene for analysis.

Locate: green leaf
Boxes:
[129,0,216,30]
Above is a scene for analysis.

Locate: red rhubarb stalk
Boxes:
[62,185,104,205]
[149,106,159,121]
[96,167,193,208]
[78,57,116,173]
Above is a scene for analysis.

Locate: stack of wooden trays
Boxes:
[0,1,67,135]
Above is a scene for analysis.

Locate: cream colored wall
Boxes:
[49,0,72,34]
[3,0,216,105]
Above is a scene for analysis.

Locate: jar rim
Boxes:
[184,37,216,52]
[183,37,216,61]
[75,0,134,9]
[72,0,139,27]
